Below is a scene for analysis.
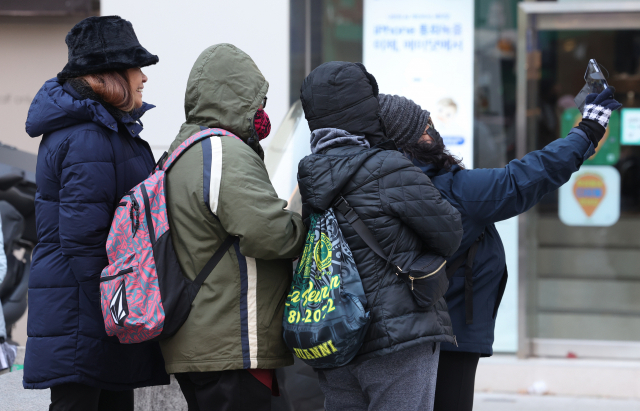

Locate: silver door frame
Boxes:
[516,1,640,358]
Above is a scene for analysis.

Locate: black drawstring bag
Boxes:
[282,209,371,368]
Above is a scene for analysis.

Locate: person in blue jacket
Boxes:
[24,16,169,410]
[379,88,621,411]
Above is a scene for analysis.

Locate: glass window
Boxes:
[473,0,521,168]
[289,0,363,105]
[289,0,520,167]
[530,29,640,343]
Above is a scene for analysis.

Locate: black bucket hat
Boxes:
[57,16,159,80]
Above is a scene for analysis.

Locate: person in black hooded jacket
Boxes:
[296,61,463,411]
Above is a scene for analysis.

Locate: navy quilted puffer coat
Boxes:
[23,78,169,390]
[297,62,464,363]
[413,128,596,356]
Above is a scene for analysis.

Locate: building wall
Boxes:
[0,17,83,154]
[101,0,290,159]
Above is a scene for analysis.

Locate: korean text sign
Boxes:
[363,0,474,168]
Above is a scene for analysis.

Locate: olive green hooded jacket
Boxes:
[159,44,306,373]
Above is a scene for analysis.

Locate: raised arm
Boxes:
[454,88,621,225]
[457,128,596,225]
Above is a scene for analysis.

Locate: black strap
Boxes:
[446,230,484,324]
[155,151,168,172]
[193,235,237,287]
[140,184,156,245]
[333,196,399,272]
[463,236,481,325]
[332,196,396,308]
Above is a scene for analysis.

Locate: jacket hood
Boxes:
[298,146,379,213]
[310,127,370,154]
[179,43,268,152]
[300,61,387,147]
[25,78,153,138]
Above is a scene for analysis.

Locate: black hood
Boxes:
[300,61,387,146]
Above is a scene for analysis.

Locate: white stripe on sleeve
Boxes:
[246,257,259,368]
[209,138,223,214]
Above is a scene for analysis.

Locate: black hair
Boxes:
[401,137,464,172]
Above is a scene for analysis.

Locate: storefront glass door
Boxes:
[518,2,640,359]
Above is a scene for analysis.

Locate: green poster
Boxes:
[561,108,620,166]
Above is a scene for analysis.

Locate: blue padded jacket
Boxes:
[411,128,595,356]
[23,78,169,390]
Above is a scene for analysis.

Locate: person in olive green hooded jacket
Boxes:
[160,43,307,410]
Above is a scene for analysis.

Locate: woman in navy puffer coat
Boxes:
[23,16,168,410]
[379,90,622,411]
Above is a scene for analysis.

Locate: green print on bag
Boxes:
[286,276,340,324]
[286,217,341,324]
[314,233,333,272]
[282,209,370,368]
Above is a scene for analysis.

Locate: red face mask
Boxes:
[254,109,271,141]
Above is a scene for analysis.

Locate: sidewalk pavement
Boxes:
[476,354,640,400]
[474,393,640,411]
[3,369,640,411]
[0,370,188,411]
[0,370,48,411]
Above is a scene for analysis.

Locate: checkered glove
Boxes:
[583,87,622,129]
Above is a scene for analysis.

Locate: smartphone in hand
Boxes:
[574,59,608,113]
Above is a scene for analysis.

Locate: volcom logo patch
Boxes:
[110,281,129,327]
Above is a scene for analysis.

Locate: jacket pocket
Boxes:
[263,284,288,329]
[396,254,449,309]
[260,260,293,328]
[100,261,139,330]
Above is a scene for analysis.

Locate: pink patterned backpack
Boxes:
[100,128,236,343]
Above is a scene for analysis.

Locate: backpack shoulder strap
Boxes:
[161,128,239,172]
[192,235,237,288]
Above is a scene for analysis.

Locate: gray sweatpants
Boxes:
[317,343,440,411]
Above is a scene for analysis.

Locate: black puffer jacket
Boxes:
[297,62,464,362]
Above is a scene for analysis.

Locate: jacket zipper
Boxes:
[408,260,446,290]
[453,335,458,347]
[100,267,134,282]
